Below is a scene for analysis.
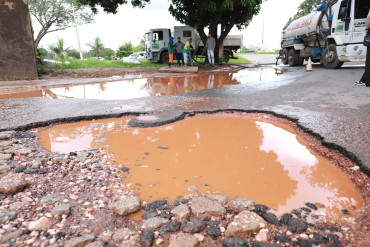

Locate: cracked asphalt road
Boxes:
[0,64,369,173]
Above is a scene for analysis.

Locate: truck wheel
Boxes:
[281,49,289,65]
[160,51,169,64]
[288,49,300,67]
[298,51,304,66]
[322,44,343,69]
[223,51,230,63]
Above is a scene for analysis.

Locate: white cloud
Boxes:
[34,0,304,52]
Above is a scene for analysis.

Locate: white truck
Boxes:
[145,26,243,63]
[280,0,369,69]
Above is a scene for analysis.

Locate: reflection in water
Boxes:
[38,116,363,217]
[0,68,280,100]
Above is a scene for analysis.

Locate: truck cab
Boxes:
[281,0,369,69]
[145,28,171,61]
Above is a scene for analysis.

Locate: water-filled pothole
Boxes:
[38,115,363,218]
[0,68,286,100]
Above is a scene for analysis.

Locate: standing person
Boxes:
[174,37,184,66]
[183,38,192,66]
[168,37,175,66]
[206,33,216,66]
[355,10,370,87]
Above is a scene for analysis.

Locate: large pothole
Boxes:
[38,114,363,220]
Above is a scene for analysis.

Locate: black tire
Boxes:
[322,44,343,69]
[159,51,169,64]
[281,49,289,65]
[222,51,230,63]
[288,49,300,67]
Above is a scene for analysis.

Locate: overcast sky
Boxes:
[35,0,304,51]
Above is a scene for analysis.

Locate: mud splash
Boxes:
[0,68,283,100]
[38,115,363,217]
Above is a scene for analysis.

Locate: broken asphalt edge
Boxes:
[0,108,368,176]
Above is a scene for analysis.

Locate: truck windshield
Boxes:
[153,31,163,41]
[145,33,150,41]
[355,0,370,19]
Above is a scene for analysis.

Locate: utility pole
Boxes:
[73,4,84,60]
[261,11,265,50]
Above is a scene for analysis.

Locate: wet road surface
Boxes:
[0,64,369,172]
[38,115,363,218]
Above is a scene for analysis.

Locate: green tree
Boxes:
[67,49,81,59]
[116,42,133,58]
[36,48,51,65]
[77,0,262,62]
[87,37,105,58]
[286,0,321,26]
[100,48,115,60]
[133,45,145,53]
[49,38,70,58]
[29,0,94,47]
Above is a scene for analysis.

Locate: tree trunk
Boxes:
[35,28,48,48]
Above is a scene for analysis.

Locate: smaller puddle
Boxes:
[38,115,363,219]
[0,68,285,100]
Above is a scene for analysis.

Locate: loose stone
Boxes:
[222,236,248,247]
[207,194,229,204]
[64,234,95,247]
[97,230,113,242]
[140,231,155,247]
[0,173,29,195]
[0,153,12,160]
[86,241,105,247]
[171,204,191,222]
[112,228,137,242]
[159,222,181,235]
[251,242,283,247]
[1,229,23,241]
[255,229,269,242]
[190,197,226,219]
[169,232,199,247]
[143,200,167,211]
[288,218,308,234]
[108,197,141,216]
[40,194,66,204]
[206,226,221,239]
[261,212,280,226]
[225,211,266,237]
[142,210,160,219]
[274,234,292,243]
[279,213,292,225]
[51,203,71,216]
[182,216,206,233]
[0,165,11,174]
[28,217,52,231]
[141,217,170,231]
[232,197,255,209]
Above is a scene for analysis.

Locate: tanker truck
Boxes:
[280,0,369,69]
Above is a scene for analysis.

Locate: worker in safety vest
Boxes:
[183,38,193,66]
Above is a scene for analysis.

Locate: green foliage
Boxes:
[116,42,133,58]
[100,48,115,60]
[36,48,50,65]
[286,0,321,27]
[49,38,71,59]
[133,45,145,53]
[77,0,150,13]
[87,37,105,58]
[67,49,81,59]
[29,0,94,47]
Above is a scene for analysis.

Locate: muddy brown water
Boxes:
[0,68,282,100]
[38,115,363,218]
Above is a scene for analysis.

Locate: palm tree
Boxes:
[87,37,104,59]
[49,38,70,59]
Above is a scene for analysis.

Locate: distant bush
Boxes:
[36,47,50,65]
[67,49,81,59]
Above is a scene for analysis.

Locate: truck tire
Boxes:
[288,49,300,67]
[223,51,230,63]
[160,51,169,64]
[281,49,289,65]
[322,44,343,69]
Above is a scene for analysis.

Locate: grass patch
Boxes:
[38,58,164,69]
